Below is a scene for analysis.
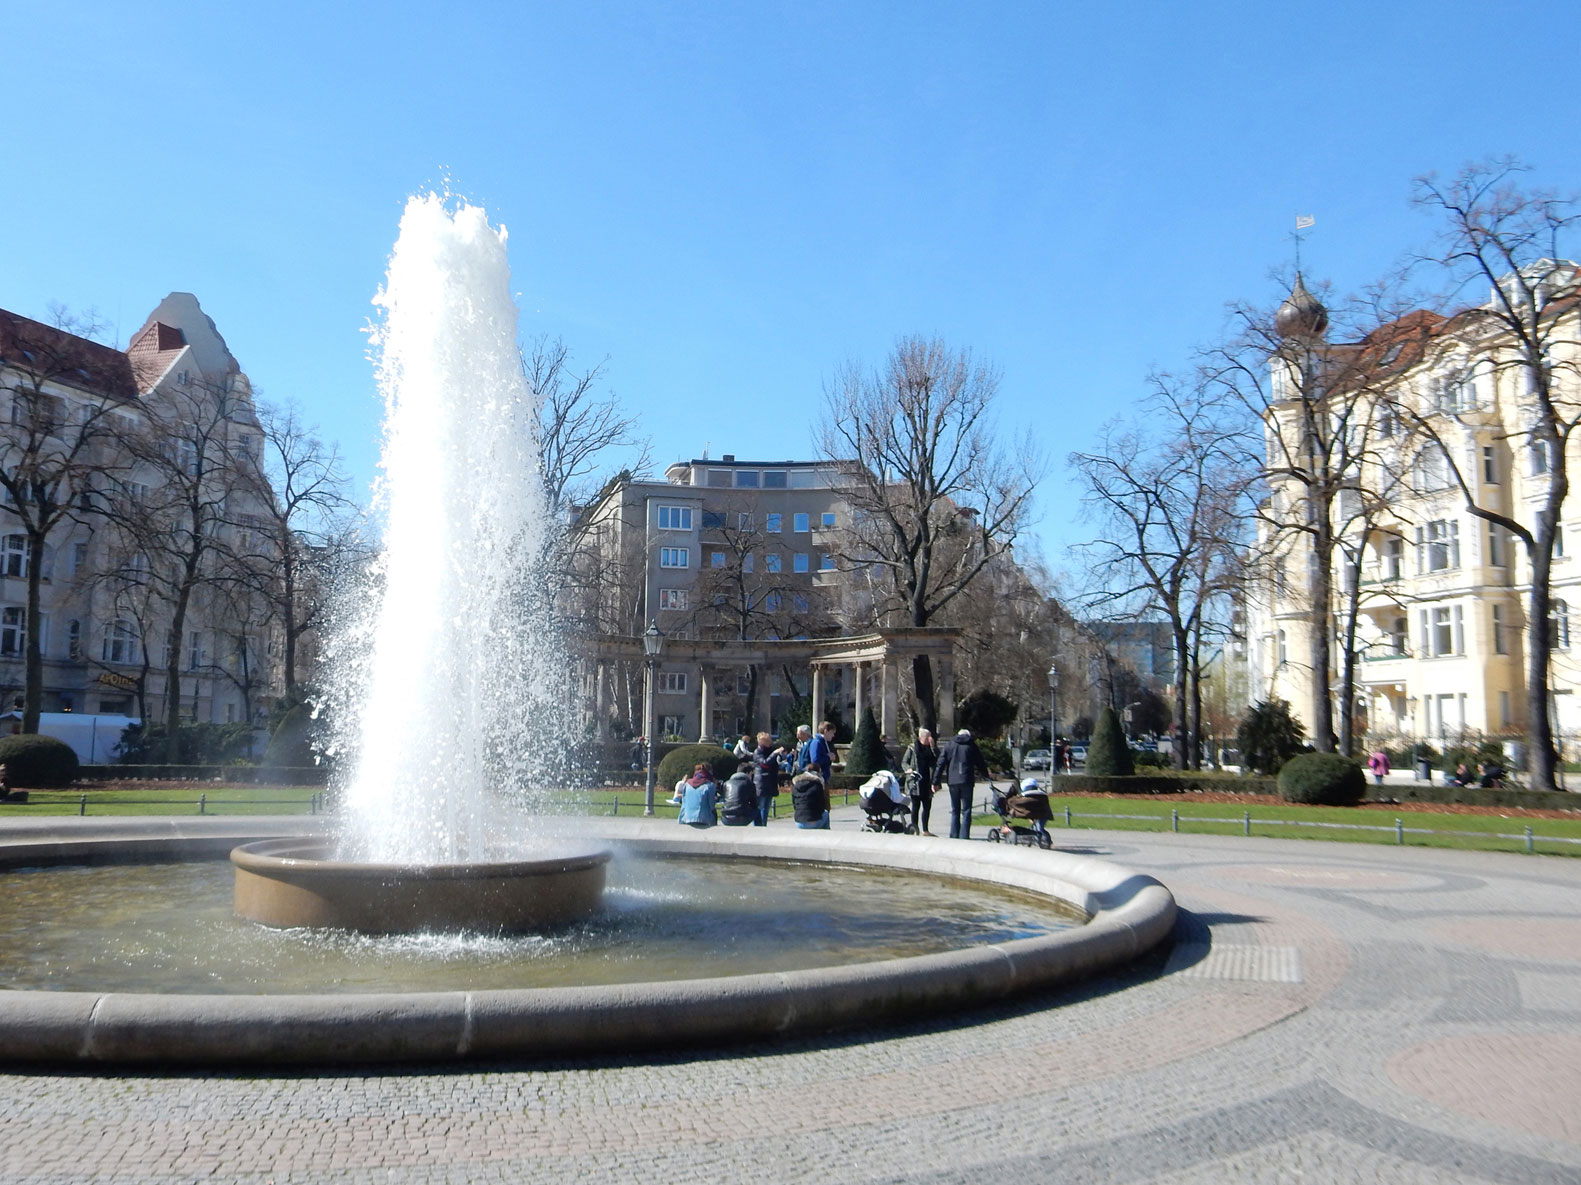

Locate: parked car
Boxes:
[1067,745,1088,768]
[1021,748,1052,771]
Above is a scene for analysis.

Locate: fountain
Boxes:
[0,193,1178,1067]
[231,193,610,933]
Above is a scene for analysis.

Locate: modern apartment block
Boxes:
[1247,264,1581,751]
[570,454,855,740]
[0,294,280,732]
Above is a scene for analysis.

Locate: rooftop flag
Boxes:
[1295,215,1315,230]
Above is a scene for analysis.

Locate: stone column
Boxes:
[698,668,713,743]
[810,664,824,728]
[938,657,956,736]
[755,666,772,735]
[852,661,866,726]
[880,658,898,742]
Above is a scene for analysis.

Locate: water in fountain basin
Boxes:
[328,194,564,863]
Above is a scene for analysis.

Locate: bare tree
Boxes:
[819,336,1041,732]
[1398,159,1581,788]
[525,336,650,518]
[0,307,131,732]
[1071,378,1251,767]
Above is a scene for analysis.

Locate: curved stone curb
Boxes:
[0,817,1175,1068]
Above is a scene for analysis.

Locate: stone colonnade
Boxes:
[585,629,959,744]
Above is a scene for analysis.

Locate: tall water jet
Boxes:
[328,194,567,865]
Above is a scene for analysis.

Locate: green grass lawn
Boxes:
[1,785,324,817]
[1002,794,1581,856]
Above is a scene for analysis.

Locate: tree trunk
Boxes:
[1171,618,1190,770]
[1526,537,1560,791]
[1337,534,1368,758]
[912,653,937,734]
[1309,525,1337,752]
[22,530,44,734]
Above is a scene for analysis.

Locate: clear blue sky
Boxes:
[7,1,1577,572]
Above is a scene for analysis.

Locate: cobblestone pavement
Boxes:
[2,816,1579,1183]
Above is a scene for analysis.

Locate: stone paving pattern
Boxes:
[2,807,1579,1183]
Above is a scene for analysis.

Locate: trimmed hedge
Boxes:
[655,744,741,791]
[1055,773,1280,796]
[0,734,79,788]
[1372,783,1580,811]
[78,764,329,786]
[1277,753,1366,805]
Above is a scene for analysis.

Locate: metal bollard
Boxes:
[79,793,87,817]
[1172,808,1179,833]
[1064,804,1072,828]
[612,796,619,816]
[1243,810,1251,836]
[199,793,206,816]
[1396,817,1404,845]
[1526,825,1535,854]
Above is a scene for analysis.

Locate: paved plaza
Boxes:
[2,810,1579,1183]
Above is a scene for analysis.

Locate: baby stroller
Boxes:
[859,770,914,834]
[986,778,1053,850]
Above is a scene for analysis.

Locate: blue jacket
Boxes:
[806,734,833,783]
[677,780,717,826]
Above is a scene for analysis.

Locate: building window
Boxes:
[765,513,782,533]
[1551,599,1570,650]
[659,714,684,736]
[1277,630,1287,664]
[1415,444,1451,491]
[1383,537,1403,581]
[1556,526,1566,558]
[793,593,810,613]
[709,551,727,568]
[734,471,759,488]
[765,553,782,573]
[656,505,693,531]
[2,535,29,579]
[1420,605,1464,657]
[1500,690,1511,728]
[1389,617,1407,656]
[821,512,836,528]
[762,470,787,489]
[0,607,23,656]
[1418,520,1459,572]
[793,513,810,533]
[706,469,732,487]
[738,513,753,531]
[820,553,835,570]
[72,542,88,575]
[104,620,140,664]
[1531,440,1554,476]
[67,619,82,660]
[764,592,782,612]
[735,672,752,695]
[659,547,689,568]
[659,589,688,611]
[793,553,810,573]
[1482,446,1498,485]
[1493,605,1508,655]
[657,671,688,694]
[1488,524,1505,568]
[701,511,726,529]
[186,631,205,671]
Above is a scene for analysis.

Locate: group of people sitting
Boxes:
[1447,760,1507,788]
[670,722,841,830]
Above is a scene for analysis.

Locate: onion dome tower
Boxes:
[1275,273,1329,340]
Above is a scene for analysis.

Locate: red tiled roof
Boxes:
[0,308,138,401]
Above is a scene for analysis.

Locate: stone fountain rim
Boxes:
[0,815,1176,1069]
[231,837,612,881]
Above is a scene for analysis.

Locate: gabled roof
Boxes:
[0,308,138,401]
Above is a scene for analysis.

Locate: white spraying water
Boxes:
[331,194,561,863]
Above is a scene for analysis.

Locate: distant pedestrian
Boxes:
[1368,748,1390,785]
[902,728,938,836]
[934,728,989,840]
[792,724,813,773]
[751,732,784,826]
[733,733,754,759]
[806,721,836,785]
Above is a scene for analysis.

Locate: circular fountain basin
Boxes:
[231,839,611,934]
[0,817,1176,1067]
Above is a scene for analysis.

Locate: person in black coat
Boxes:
[721,761,758,826]
[902,729,939,836]
[933,728,989,840]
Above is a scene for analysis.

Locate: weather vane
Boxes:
[1292,214,1315,272]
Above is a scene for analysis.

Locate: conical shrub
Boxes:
[1085,706,1134,777]
[843,707,889,777]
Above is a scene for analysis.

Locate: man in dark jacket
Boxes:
[933,728,989,840]
[721,761,758,826]
[902,728,939,836]
[750,732,783,826]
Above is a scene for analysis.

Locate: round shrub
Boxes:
[1277,752,1366,806]
[0,733,80,788]
[656,744,739,791]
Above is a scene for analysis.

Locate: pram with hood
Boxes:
[858,770,914,834]
[986,778,1053,849]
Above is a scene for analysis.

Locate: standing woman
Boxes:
[751,731,783,826]
[902,729,938,836]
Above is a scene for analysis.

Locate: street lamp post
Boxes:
[642,619,664,816]
[1047,661,1059,772]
